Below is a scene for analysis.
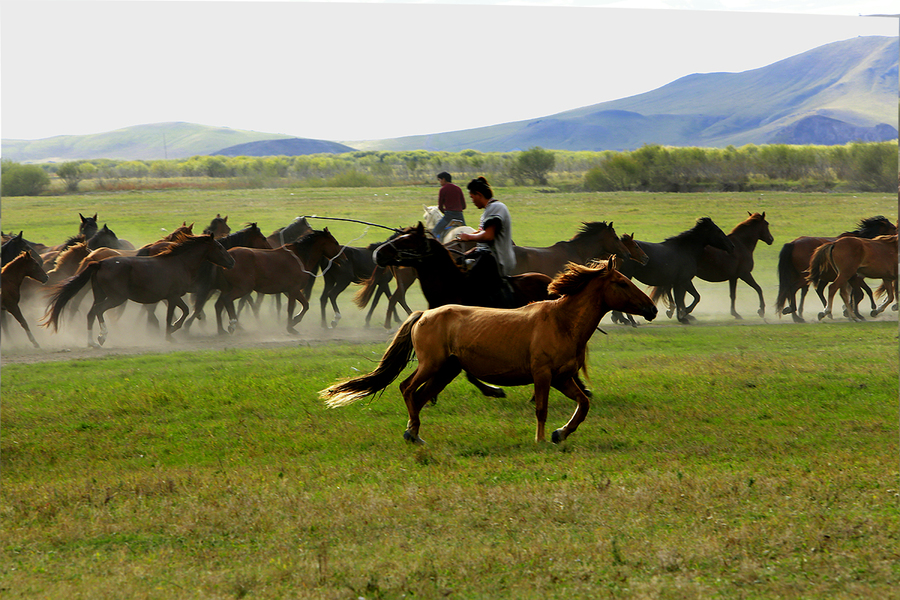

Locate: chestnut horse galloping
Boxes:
[808,234,898,322]
[321,258,658,445]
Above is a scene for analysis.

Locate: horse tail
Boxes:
[353,266,383,309]
[648,285,673,309]
[807,243,834,288]
[774,242,798,313]
[42,261,99,331]
[320,311,425,407]
[875,280,892,300]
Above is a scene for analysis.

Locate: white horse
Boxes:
[422,205,475,246]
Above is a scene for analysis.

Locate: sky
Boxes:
[0,0,897,143]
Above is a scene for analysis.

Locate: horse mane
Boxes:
[154,234,215,257]
[663,217,714,243]
[51,242,89,272]
[846,216,895,238]
[547,260,612,297]
[730,212,763,234]
[572,221,612,241]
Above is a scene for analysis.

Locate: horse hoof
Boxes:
[97,335,107,346]
[551,429,565,444]
[403,431,425,445]
[817,312,826,321]
[666,309,674,319]
[791,314,805,324]
[757,309,765,319]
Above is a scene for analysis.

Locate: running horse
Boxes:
[210,229,344,335]
[321,258,658,445]
[43,234,235,346]
[775,216,896,322]
[1,250,49,347]
[695,212,774,320]
[808,234,898,321]
[363,222,573,399]
[203,214,231,238]
[613,217,735,324]
[510,221,633,277]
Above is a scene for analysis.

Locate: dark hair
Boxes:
[437,171,452,182]
[466,176,493,200]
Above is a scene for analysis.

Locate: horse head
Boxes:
[374,223,435,268]
[621,234,649,265]
[79,213,99,239]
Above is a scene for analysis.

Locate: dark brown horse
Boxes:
[695,212,774,319]
[775,216,896,322]
[510,221,631,276]
[808,234,898,321]
[203,214,231,238]
[43,234,234,346]
[210,229,343,335]
[1,250,49,348]
[321,258,658,445]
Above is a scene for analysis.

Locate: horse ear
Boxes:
[416,222,424,235]
[607,254,618,272]
[80,213,85,221]
[223,216,228,222]
[761,212,766,218]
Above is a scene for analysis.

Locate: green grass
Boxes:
[2,322,898,598]
[2,188,898,598]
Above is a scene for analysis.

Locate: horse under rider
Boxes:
[431,171,467,241]
[456,176,517,306]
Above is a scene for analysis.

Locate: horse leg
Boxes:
[673,286,692,324]
[728,279,743,320]
[145,303,160,330]
[465,370,506,398]
[166,297,191,340]
[287,293,309,335]
[87,295,122,347]
[738,273,766,320]
[819,282,840,321]
[872,281,894,317]
[399,358,460,445]
[319,283,331,329]
[7,303,40,348]
[682,282,700,320]
[328,287,345,329]
[550,376,591,444]
[214,295,231,335]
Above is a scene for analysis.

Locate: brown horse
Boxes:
[808,234,898,321]
[136,222,195,256]
[775,216,896,322]
[203,214,231,238]
[2,250,49,348]
[321,257,658,445]
[695,212,774,319]
[211,229,343,335]
[43,234,234,346]
[510,221,631,276]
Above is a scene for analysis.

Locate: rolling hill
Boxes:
[2,35,896,162]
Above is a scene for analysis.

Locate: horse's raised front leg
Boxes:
[549,376,592,444]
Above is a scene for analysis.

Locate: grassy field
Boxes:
[1,188,898,598]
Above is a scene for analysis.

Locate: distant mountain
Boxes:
[1,122,295,163]
[2,36,896,162]
[353,35,898,152]
[213,138,355,157]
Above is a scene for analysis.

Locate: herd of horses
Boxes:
[3,208,897,445]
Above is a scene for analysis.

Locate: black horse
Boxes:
[612,217,734,325]
[2,232,42,266]
[317,242,405,329]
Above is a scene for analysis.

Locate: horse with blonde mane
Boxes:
[321,257,657,445]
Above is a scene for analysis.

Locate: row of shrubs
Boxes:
[2,141,897,196]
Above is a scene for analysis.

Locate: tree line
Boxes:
[2,141,896,196]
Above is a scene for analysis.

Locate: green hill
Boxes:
[1,122,294,163]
